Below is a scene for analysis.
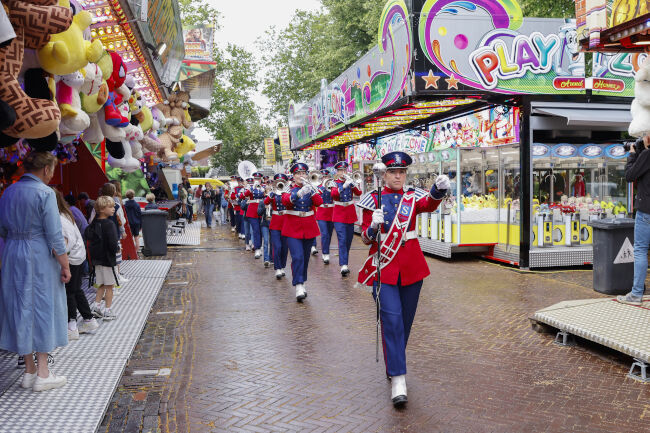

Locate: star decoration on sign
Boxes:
[445,74,460,89]
[422,69,440,89]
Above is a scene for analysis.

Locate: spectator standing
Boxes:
[221,190,228,224]
[214,187,222,225]
[78,192,95,221]
[619,136,650,305]
[145,193,159,210]
[86,196,120,321]
[0,151,70,392]
[194,185,203,217]
[202,183,215,228]
[64,193,89,235]
[54,189,99,341]
[123,189,142,253]
[178,183,188,220]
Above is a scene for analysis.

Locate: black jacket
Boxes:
[86,219,120,267]
[123,199,142,227]
[625,147,650,214]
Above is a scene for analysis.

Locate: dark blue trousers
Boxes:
[235,213,242,234]
[317,220,334,254]
[246,216,262,249]
[333,221,354,266]
[373,277,423,377]
[270,229,288,270]
[287,237,314,286]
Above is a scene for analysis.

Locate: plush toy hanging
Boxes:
[0,0,73,146]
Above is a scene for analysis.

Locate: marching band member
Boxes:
[231,177,244,239]
[239,177,254,250]
[281,162,323,302]
[356,151,450,408]
[227,177,236,232]
[265,173,289,279]
[331,161,362,276]
[243,172,265,259]
[315,168,334,265]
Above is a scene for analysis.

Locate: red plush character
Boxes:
[573,173,586,197]
[103,51,128,127]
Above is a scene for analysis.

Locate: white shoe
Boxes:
[311,246,318,255]
[275,269,283,279]
[340,265,350,276]
[21,372,37,389]
[79,318,99,334]
[119,274,129,283]
[254,249,261,259]
[295,284,307,302]
[323,254,330,264]
[281,269,286,276]
[391,374,407,407]
[231,227,235,232]
[245,245,251,251]
[68,328,79,341]
[102,308,117,321]
[33,372,67,392]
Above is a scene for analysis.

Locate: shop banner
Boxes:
[591,52,646,97]
[264,138,275,164]
[376,131,429,157]
[532,143,629,158]
[417,1,586,95]
[183,25,215,61]
[288,0,412,149]
[278,127,292,161]
[430,106,520,149]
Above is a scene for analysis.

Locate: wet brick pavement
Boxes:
[100,221,650,433]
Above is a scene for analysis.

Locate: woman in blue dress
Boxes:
[0,151,71,392]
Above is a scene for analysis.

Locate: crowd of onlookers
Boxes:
[177,177,228,227]
[0,151,154,392]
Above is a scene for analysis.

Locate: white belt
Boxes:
[334,201,354,206]
[321,204,334,208]
[248,199,261,203]
[284,210,314,217]
[272,210,285,216]
[404,231,417,240]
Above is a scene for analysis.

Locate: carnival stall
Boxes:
[289,0,635,268]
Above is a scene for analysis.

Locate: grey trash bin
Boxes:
[590,218,635,295]
[141,209,168,256]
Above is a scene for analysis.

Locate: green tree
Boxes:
[177,0,221,28]
[260,0,385,121]
[519,0,574,18]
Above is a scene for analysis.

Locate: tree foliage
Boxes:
[178,0,270,175]
[260,0,386,121]
[519,0,575,19]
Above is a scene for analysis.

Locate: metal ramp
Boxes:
[531,297,650,381]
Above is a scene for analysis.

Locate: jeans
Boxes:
[632,210,650,297]
[373,277,423,376]
[204,203,214,227]
[221,207,227,224]
[262,224,270,261]
[186,203,193,220]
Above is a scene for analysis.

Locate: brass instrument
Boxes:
[343,171,363,184]
[272,179,290,195]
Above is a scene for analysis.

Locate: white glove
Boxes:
[435,175,451,191]
[297,185,312,198]
[370,207,384,230]
[343,179,353,188]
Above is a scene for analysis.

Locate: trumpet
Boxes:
[272,179,290,195]
[340,171,363,184]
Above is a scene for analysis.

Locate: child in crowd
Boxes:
[123,189,142,252]
[54,189,99,339]
[145,193,158,210]
[85,196,120,321]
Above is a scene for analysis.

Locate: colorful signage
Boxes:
[264,138,275,164]
[592,52,646,96]
[430,106,520,149]
[289,0,412,149]
[183,25,214,61]
[278,127,292,161]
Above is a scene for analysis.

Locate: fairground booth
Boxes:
[288,0,637,269]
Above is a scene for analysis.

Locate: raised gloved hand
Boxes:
[297,185,312,198]
[430,174,450,200]
[343,178,353,188]
[370,206,384,230]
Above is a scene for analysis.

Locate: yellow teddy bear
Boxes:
[38,0,103,76]
[175,134,196,158]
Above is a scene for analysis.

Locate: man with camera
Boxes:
[618,136,650,305]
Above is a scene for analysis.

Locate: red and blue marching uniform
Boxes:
[330,178,362,266]
[264,191,288,271]
[315,183,334,256]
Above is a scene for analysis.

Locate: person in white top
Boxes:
[54,190,99,340]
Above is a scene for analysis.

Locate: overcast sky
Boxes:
[194,0,322,141]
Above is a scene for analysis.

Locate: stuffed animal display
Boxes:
[630,56,650,137]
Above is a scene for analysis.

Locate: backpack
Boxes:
[84,220,105,287]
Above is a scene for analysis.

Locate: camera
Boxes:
[623,137,644,153]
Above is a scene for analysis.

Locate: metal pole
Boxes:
[372,162,386,362]
[519,97,531,269]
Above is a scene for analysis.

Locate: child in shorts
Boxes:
[85,196,120,321]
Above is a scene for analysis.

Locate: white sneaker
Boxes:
[68,328,79,341]
[21,372,37,389]
[231,227,235,232]
[33,372,67,392]
[91,303,104,319]
[311,246,318,255]
[102,308,116,321]
[281,269,286,276]
[323,254,330,264]
[295,284,307,302]
[119,274,129,283]
[340,265,350,276]
[254,249,261,259]
[275,269,283,279]
[391,374,407,407]
[245,245,251,251]
[79,318,99,334]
